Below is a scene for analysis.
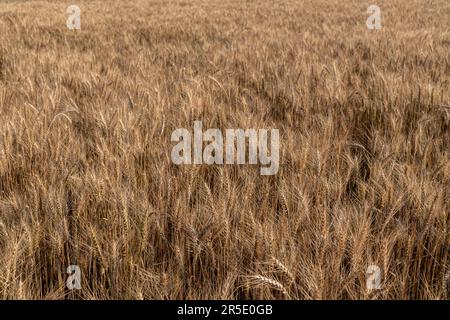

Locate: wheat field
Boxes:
[0,0,449,299]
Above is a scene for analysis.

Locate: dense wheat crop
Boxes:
[0,0,449,299]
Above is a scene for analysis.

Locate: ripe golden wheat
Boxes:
[0,0,448,299]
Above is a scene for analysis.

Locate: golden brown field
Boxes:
[0,0,449,299]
